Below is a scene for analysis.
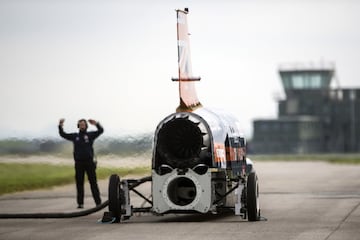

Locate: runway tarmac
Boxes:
[0,161,359,240]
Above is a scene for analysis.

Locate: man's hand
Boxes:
[88,119,98,125]
[59,118,65,126]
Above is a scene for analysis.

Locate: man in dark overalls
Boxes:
[58,118,104,208]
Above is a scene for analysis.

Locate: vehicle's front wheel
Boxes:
[108,174,124,221]
[247,172,260,221]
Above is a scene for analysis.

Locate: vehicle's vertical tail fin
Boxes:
[174,8,202,112]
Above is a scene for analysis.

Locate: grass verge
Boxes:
[251,153,360,164]
[0,163,150,195]
[2,154,359,195]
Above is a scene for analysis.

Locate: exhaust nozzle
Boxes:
[167,177,197,206]
[155,114,211,169]
[152,168,212,214]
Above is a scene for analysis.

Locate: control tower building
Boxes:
[252,63,360,154]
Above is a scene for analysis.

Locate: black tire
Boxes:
[108,174,123,219]
[247,172,260,221]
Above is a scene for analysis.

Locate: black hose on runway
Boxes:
[0,200,108,219]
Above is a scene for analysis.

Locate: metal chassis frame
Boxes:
[119,175,247,219]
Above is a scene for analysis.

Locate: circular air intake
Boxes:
[157,117,204,168]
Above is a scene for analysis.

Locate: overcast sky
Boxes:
[1,0,359,139]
